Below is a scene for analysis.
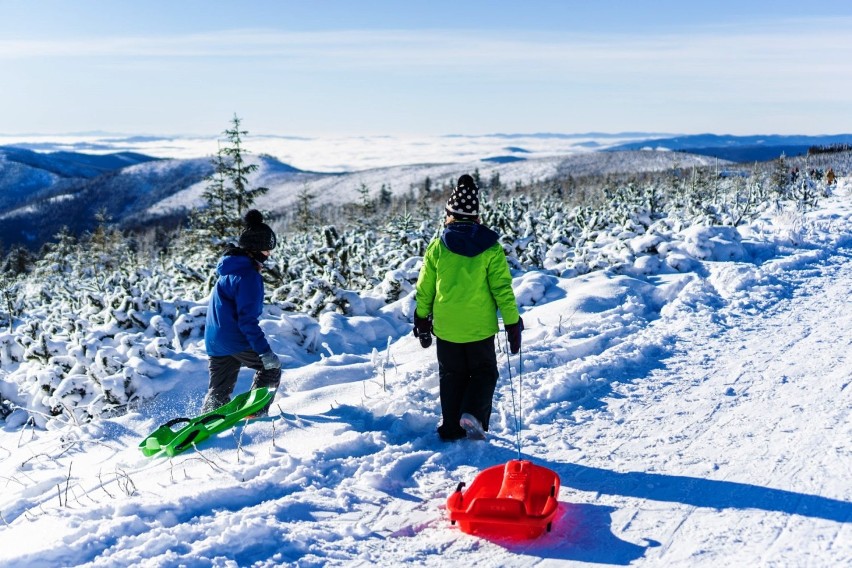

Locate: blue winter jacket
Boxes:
[205,251,271,357]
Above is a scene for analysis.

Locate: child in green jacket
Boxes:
[414,174,523,441]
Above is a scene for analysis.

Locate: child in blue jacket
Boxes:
[201,209,281,415]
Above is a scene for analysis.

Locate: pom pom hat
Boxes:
[446,174,480,218]
[238,209,277,251]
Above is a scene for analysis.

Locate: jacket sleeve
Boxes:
[486,244,520,326]
[235,272,271,354]
[414,241,438,319]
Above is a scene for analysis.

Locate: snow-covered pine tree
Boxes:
[1,245,34,276]
[770,153,792,201]
[196,144,238,244]
[221,114,268,217]
[0,271,18,332]
[172,116,272,292]
[33,227,78,280]
[295,184,317,232]
[86,209,132,274]
[355,182,377,224]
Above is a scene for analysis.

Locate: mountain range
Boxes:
[608,133,852,161]
[1,132,849,250]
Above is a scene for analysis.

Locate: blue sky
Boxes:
[2,0,851,137]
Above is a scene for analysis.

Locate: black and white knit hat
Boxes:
[446,174,479,218]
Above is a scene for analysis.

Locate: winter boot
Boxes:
[460,413,486,441]
[437,423,466,441]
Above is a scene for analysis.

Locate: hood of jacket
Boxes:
[440,221,500,258]
[217,249,260,276]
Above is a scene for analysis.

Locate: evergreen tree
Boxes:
[489,171,503,197]
[1,246,34,277]
[34,227,79,278]
[221,114,269,217]
[198,144,238,242]
[389,205,415,234]
[0,271,19,332]
[178,115,269,264]
[296,184,317,232]
[357,182,376,220]
[86,209,131,273]
[770,153,791,200]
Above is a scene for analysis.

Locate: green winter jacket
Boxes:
[415,221,520,343]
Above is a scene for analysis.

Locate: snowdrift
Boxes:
[0,182,850,566]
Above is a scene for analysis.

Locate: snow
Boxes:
[1,186,851,566]
[147,150,722,221]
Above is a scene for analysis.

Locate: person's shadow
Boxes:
[457,446,851,565]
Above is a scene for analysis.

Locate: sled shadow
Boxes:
[559,461,852,523]
[477,502,656,565]
[459,447,851,564]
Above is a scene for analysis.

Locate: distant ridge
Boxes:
[0,146,159,178]
[445,132,674,140]
[608,133,852,162]
[481,155,527,164]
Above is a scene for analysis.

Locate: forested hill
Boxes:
[2,131,852,252]
[0,145,718,251]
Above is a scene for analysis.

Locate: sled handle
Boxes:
[198,413,227,425]
[165,417,191,429]
[172,413,227,452]
[174,428,201,452]
[452,482,466,505]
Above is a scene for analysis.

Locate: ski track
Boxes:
[1,209,852,565]
[584,247,852,566]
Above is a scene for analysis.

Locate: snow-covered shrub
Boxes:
[376,257,421,303]
[1,153,837,429]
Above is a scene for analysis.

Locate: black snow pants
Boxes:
[202,350,281,414]
[435,335,499,440]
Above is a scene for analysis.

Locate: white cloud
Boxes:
[1,19,850,66]
[3,24,850,100]
[2,17,851,135]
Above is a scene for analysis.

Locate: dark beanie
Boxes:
[446,174,479,218]
[238,209,277,252]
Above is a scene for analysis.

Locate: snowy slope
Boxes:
[148,150,724,219]
[0,153,63,210]
[0,132,730,247]
[0,186,850,566]
[0,147,159,212]
[0,147,157,179]
[0,155,213,246]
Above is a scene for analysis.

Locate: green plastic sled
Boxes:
[139,387,274,457]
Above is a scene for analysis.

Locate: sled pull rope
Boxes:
[503,328,523,460]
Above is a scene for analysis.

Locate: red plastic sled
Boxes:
[446,459,561,538]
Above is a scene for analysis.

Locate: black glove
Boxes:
[413,314,433,348]
[505,317,524,354]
